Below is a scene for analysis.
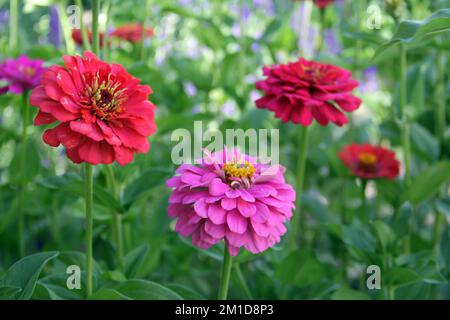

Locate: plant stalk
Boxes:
[84,164,94,297]
[218,245,233,300]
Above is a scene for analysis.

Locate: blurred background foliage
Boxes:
[0,0,449,300]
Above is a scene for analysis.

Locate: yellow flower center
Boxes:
[222,161,256,180]
[23,67,36,76]
[85,74,126,121]
[358,152,377,165]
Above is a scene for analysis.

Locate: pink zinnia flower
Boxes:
[0,55,45,95]
[166,149,296,256]
[255,58,361,126]
[339,143,400,180]
[30,51,157,165]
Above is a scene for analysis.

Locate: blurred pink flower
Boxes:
[0,55,45,95]
[166,148,296,256]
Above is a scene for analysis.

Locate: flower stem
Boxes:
[84,163,94,297]
[91,0,100,55]
[399,44,410,185]
[361,179,368,221]
[18,91,29,257]
[75,0,93,52]
[9,0,18,52]
[105,165,124,271]
[289,125,309,250]
[435,52,446,143]
[140,0,150,61]
[233,264,253,299]
[218,245,233,300]
[317,8,326,55]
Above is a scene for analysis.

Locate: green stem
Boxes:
[288,125,309,250]
[140,0,150,61]
[218,245,233,300]
[233,264,253,299]
[57,2,75,54]
[317,8,326,55]
[361,179,368,221]
[399,44,410,185]
[51,196,59,243]
[432,210,444,254]
[9,0,18,52]
[435,52,446,143]
[105,166,124,271]
[18,92,29,257]
[91,0,100,55]
[84,164,94,297]
[75,0,93,52]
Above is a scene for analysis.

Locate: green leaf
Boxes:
[124,244,149,279]
[275,250,326,287]
[166,284,206,300]
[0,286,22,300]
[122,168,172,210]
[114,279,183,300]
[386,267,421,288]
[331,287,371,300]
[9,139,40,184]
[3,251,59,300]
[404,161,450,205]
[89,288,131,300]
[64,181,123,213]
[372,221,395,252]
[375,9,450,57]
[410,123,439,162]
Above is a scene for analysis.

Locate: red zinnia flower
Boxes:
[255,58,361,126]
[338,143,400,180]
[30,51,157,165]
[71,29,105,47]
[111,23,154,43]
[314,0,335,8]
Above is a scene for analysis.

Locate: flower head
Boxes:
[314,0,335,8]
[111,23,154,43]
[255,58,361,126]
[338,143,400,180]
[30,51,157,165]
[166,149,296,256]
[71,29,106,47]
[0,56,45,95]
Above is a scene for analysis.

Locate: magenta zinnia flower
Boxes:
[166,149,296,256]
[255,58,361,126]
[0,55,45,95]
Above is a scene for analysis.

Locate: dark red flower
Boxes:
[71,29,105,47]
[255,58,361,126]
[110,23,154,43]
[30,51,157,165]
[338,143,400,180]
[314,0,335,9]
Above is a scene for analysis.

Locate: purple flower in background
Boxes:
[179,0,195,6]
[360,66,378,93]
[0,10,9,26]
[184,81,197,97]
[48,5,61,48]
[325,29,341,55]
[0,56,45,95]
[253,0,275,16]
